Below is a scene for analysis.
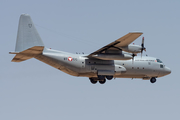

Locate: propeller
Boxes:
[132,53,137,64]
[141,37,146,57]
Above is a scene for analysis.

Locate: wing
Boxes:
[88,32,143,56]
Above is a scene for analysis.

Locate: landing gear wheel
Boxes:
[106,76,113,80]
[89,78,97,84]
[98,75,105,80]
[150,77,156,83]
[99,79,106,84]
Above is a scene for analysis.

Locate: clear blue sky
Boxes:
[1,0,179,120]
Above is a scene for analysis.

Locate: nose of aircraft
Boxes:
[164,66,171,75]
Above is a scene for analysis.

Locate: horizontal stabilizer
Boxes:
[10,46,44,62]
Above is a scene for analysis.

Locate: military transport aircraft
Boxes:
[10,14,171,84]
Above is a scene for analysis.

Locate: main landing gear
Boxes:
[99,79,106,84]
[150,77,156,83]
[89,75,113,84]
[89,78,98,84]
[106,76,113,80]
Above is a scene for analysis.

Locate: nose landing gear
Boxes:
[150,77,156,83]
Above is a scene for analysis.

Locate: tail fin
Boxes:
[15,14,44,52]
[10,14,44,62]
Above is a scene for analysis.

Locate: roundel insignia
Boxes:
[28,24,32,28]
[68,57,73,61]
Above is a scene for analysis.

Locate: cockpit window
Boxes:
[160,64,164,68]
[156,59,163,63]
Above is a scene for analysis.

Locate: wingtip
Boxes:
[9,52,19,54]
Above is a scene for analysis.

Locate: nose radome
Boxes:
[164,66,171,75]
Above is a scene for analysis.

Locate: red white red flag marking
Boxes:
[68,57,73,61]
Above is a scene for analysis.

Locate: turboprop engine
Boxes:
[120,44,142,53]
[90,37,146,60]
[120,37,146,56]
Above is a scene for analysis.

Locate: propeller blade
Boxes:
[141,37,146,57]
[132,53,136,64]
[141,37,144,48]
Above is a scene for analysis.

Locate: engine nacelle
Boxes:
[120,45,141,53]
[92,53,132,60]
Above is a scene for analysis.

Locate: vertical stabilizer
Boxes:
[10,14,44,62]
[15,14,44,52]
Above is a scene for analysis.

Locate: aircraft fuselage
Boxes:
[35,48,171,80]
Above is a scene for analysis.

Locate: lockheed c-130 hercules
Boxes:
[10,14,171,84]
